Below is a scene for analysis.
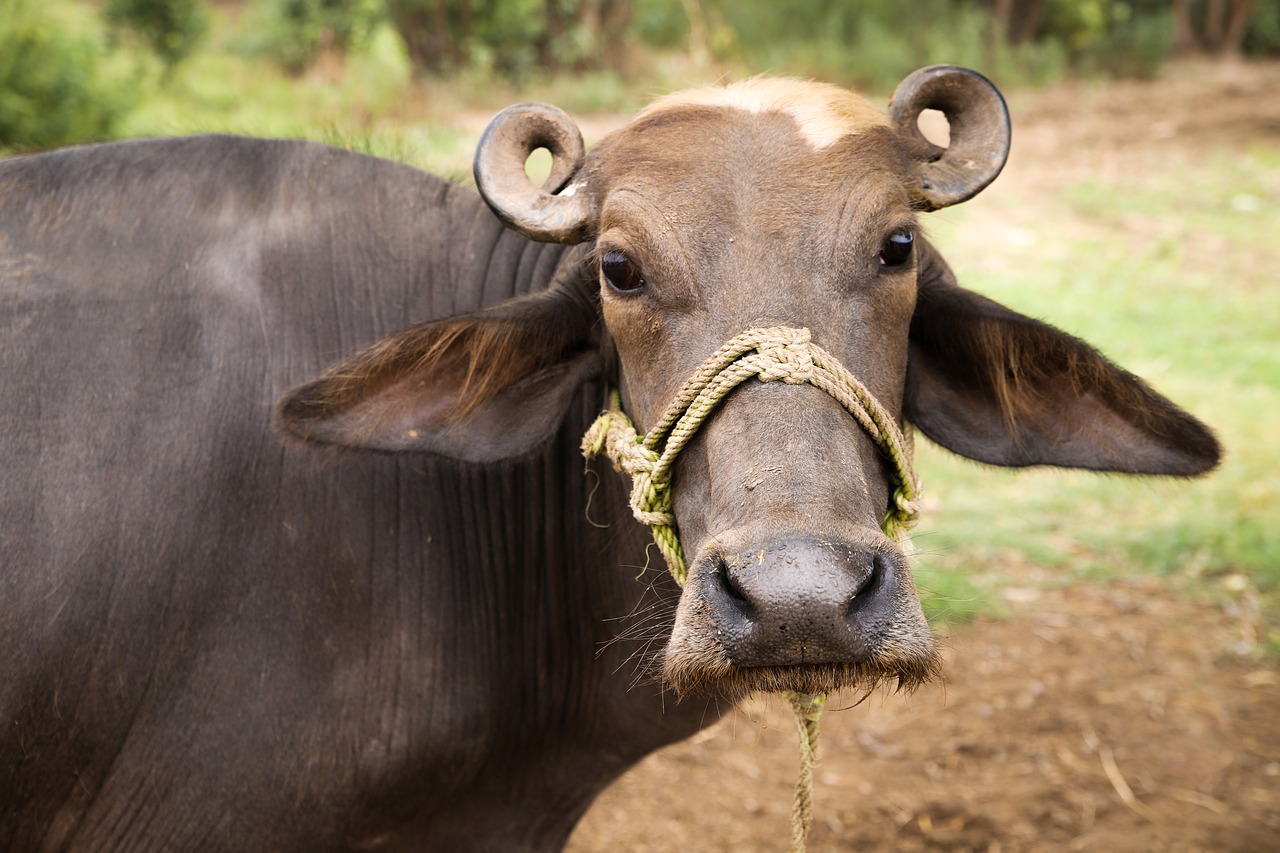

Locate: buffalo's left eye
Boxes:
[879,231,914,267]
[601,250,646,292]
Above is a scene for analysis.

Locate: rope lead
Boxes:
[784,691,826,853]
[581,326,922,852]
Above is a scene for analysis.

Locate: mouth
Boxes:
[661,632,943,700]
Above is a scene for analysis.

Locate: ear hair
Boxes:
[906,239,1220,476]
[282,301,583,433]
[278,257,605,459]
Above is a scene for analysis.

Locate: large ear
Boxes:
[277,263,603,463]
[904,240,1221,476]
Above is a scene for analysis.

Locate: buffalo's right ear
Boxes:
[277,269,602,463]
[904,240,1221,476]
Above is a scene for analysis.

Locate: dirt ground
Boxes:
[569,575,1279,852]
[566,63,1280,853]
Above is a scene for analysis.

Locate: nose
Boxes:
[701,538,902,667]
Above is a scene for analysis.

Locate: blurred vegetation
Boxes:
[0,1,1276,647]
[0,0,137,150]
[4,0,1280,151]
[383,0,635,77]
[104,0,209,70]
[240,0,386,73]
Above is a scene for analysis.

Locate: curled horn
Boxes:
[889,65,1011,210]
[473,102,594,244]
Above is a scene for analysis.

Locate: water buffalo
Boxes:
[0,66,1217,850]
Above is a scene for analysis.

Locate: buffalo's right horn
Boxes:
[473,102,594,244]
[889,65,1011,210]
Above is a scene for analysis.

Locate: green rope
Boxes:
[580,326,922,853]
[581,389,688,581]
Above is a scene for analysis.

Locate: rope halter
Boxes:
[580,326,923,853]
[580,325,922,586]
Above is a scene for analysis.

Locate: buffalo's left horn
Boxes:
[473,102,594,244]
[889,65,1011,210]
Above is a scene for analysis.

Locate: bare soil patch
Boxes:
[570,576,1278,852]
[567,63,1280,853]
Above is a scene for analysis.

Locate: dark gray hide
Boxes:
[0,136,705,851]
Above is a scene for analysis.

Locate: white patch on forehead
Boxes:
[639,77,891,150]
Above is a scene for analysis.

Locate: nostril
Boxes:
[715,557,757,620]
[723,573,749,605]
[846,550,891,618]
[868,551,890,595]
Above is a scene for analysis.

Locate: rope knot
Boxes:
[755,327,816,385]
[893,484,920,518]
[629,470,675,527]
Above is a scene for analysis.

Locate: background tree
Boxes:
[991,0,1049,44]
[258,0,386,74]
[0,0,132,149]
[1173,0,1260,55]
[383,0,473,73]
[383,0,633,76]
[104,0,208,70]
[1243,0,1280,54]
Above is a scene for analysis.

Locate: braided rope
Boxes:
[784,691,827,853]
[580,326,922,852]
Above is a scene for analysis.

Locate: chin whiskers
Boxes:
[597,573,680,690]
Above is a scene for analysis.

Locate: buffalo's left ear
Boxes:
[277,267,602,463]
[904,241,1221,475]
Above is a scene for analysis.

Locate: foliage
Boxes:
[121,14,414,150]
[696,0,1065,90]
[701,0,1187,87]
[243,0,387,74]
[0,0,134,150]
[1244,0,1280,55]
[1052,0,1175,78]
[104,0,208,69]
[383,0,635,78]
[231,0,1278,84]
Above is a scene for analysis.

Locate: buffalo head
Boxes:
[279,67,1219,699]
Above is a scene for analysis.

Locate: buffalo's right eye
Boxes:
[601,250,645,292]
[879,231,914,267]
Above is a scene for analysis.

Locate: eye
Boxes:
[600,250,646,292]
[879,231,914,267]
